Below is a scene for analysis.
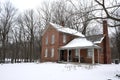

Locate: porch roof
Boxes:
[59,37,101,50]
[86,34,105,44]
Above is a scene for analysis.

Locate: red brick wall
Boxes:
[70,49,104,64]
[58,32,77,46]
[100,21,111,64]
[41,24,78,62]
[41,22,110,64]
[97,41,104,63]
[80,49,87,57]
[41,24,59,62]
[69,49,93,63]
[93,20,111,64]
[80,49,92,63]
[80,49,104,64]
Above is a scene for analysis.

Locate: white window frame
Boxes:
[46,36,48,45]
[75,49,79,57]
[63,34,66,43]
[51,34,55,44]
[87,48,93,58]
[45,48,48,57]
[51,48,54,57]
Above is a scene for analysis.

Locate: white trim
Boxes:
[87,49,93,58]
[92,48,95,64]
[58,50,60,61]
[97,49,100,64]
[78,49,80,63]
[75,49,79,57]
[51,34,55,44]
[51,48,54,57]
[46,36,48,45]
[63,34,66,43]
[67,49,69,62]
[45,48,48,57]
[59,46,101,50]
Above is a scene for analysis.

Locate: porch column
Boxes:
[67,49,69,62]
[92,48,95,64]
[97,49,100,64]
[58,49,60,62]
[78,49,80,63]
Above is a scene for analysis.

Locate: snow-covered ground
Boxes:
[0,62,120,80]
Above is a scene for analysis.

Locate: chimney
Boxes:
[60,21,65,27]
[103,20,111,64]
[103,20,108,35]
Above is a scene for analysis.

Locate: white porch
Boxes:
[58,38,101,64]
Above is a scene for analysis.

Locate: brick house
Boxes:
[41,20,111,64]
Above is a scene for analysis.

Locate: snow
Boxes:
[50,22,85,37]
[60,38,100,49]
[94,36,104,44]
[0,62,120,80]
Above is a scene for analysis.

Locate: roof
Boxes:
[60,37,100,50]
[49,22,85,37]
[86,34,105,44]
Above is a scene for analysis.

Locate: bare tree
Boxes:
[0,1,17,63]
[115,32,120,61]
[50,0,70,25]
[16,14,28,62]
[36,11,45,61]
[67,0,95,35]
[39,1,52,25]
[22,9,38,62]
[11,29,18,63]
[93,0,120,28]
[95,0,120,22]
[40,0,99,36]
[113,20,120,60]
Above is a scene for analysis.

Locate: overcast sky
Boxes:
[0,0,47,11]
[0,0,116,35]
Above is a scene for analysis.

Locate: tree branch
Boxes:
[95,0,120,21]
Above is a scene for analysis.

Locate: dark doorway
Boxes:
[69,50,72,61]
[60,50,72,62]
[60,50,65,61]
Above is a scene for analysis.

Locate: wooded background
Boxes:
[0,0,120,63]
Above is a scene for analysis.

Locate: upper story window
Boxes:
[46,36,48,45]
[51,34,55,44]
[87,49,93,58]
[45,48,48,57]
[51,48,54,57]
[63,34,66,43]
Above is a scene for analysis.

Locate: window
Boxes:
[75,49,79,57]
[63,34,66,43]
[51,34,55,44]
[51,48,54,57]
[87,49,93,58]
[45,48,48,57]
[46,36,48,45]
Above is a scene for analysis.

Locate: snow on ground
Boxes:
[0,62,120,80]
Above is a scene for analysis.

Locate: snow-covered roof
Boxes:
[50,22,84,37]
[86,34,105,44]
[60,38,100,49]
